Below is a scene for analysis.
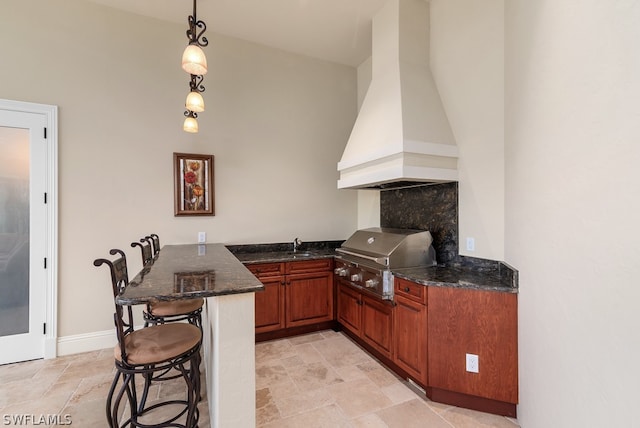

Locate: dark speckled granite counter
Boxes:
[232,248,336,264]
[226,242,518,294]
[393,262,518,293]
[117,243,264,305]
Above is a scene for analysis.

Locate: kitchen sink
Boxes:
[285,251,315,258]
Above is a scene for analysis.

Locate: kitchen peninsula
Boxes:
[119,244,264,428]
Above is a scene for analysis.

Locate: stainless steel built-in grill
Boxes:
[334,227,437,300]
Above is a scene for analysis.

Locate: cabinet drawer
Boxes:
[394,278,427,305]
[286,258,332,274]
[247,262,284,277]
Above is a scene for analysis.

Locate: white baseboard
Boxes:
[56,328,116,356]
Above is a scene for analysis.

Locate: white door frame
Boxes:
[0,99,58,359]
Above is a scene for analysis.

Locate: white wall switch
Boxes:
[466,353,479,373]
[198,232,206,243]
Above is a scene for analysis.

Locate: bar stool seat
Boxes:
[147,299,204,319]
[115,323,201,366]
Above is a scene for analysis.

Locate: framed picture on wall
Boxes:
[173,152,214,216]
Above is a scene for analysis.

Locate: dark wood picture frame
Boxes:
[173,152,214,216]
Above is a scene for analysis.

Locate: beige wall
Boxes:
[354,0,505,261]
[506,1,640,426]
[0,0,357,339]
[430,0,505,260]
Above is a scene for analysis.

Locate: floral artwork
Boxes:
[173,153,214,216]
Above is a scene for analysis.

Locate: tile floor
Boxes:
[0,330,519,427]
[256,330,519,428]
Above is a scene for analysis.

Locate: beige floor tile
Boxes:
[288,332,326,345]
[328,377,394,418]
[351,413,390,428]
[263,404,353,428]
[380,381,420,404]
[334,363,370,382]
[375,398,453,428]
[291,342,324,364]
[312,335,373,368]
[273,385,335,418]
[439,406,519,428]
[357,360,401,388]
[279,354,305,368]
[256,339,297,362]
[263,377,301,401]
[288,361,345,391]
[256,362,291,390]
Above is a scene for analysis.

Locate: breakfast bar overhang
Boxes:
[117,243,264,428]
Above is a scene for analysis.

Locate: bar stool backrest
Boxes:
[93,249,135,363]
[147,233,161,256]
[131,239,153,266]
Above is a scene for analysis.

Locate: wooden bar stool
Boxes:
[131,236,204,328]
[94,249,201,428]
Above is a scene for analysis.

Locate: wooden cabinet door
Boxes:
[428,286,518,404]
[254,275,285,333]
[337,281,361,335]
[285,271,333,328]
[394,294,428,385]
[361,294,394,359]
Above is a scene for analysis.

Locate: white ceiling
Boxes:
[86,0,388,67]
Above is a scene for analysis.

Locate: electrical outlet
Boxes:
[198,232,206,243]
[466,237,475,252]
[466,353,479,373]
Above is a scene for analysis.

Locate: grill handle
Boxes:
[336,248,389,266]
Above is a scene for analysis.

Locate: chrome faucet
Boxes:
[293,237,302,252]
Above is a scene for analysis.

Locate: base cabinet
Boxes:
[361,294,394,358]
[254,274,286,333]
[337,275,518,417]
[427,286,518,406]
[337,280,361,334]
[337,281,394,359]
[249,259,333,334]
[393,278,428,386]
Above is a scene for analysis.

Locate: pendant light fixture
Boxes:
[182,0,208,75]
[182,0,208,133]
[185,75,205,113]
[183,111,199,133]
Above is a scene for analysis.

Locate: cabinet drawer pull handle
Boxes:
[404,287,410,292]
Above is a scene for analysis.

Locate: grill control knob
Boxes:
[334,268,349,277]
[365,279,378,288]
[350,273,362,282]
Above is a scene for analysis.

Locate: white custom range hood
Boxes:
[337,0,458,190]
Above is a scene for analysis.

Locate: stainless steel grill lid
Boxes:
[336,227,436,269]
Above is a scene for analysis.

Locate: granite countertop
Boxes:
[393,262,518,293]
[232,248,336,264]
[228,242,518,294]
[118,243,264,305]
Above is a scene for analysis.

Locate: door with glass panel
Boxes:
[0,109,47,364]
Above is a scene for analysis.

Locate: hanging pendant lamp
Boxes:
[183,111,199,133]
[182,0,208,75]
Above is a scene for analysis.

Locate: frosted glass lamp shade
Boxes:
[183,116,199,133]
[185,91,205,113]
[182,44,208,75]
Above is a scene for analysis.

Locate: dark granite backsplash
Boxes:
[380,182,458,264]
